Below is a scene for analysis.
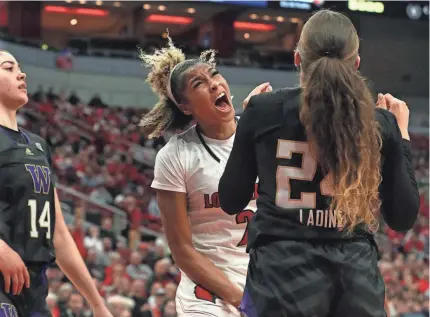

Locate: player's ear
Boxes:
[354,55,361,69]
[294,51,301,68]
[178,103,192,116]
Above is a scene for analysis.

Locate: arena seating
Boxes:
[21,90,429,317]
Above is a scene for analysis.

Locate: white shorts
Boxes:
[176,294,241,317]
[175,272,245,317]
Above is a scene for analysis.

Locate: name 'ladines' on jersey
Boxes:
[0,127,56,264]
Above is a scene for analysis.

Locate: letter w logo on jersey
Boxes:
[25,164,51,195]
[0,303,18,317]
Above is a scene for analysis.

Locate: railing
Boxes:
[56,184,162,238]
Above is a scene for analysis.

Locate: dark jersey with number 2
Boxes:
[219,87,420,250]
[0,126,56,265]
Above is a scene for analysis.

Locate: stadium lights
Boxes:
[79,0,86,4]
[143,4,151,10]
[146,14,193,25]
[276,16,284,22]
[234,21,275,31]
[249,14,258,19]
[70,18,78,25]
[158,5,166,11]
[244,33,250,39]
[187,8,196,14]
[95,0,103,6]
[44,5,109,16]
[113,1,121,7]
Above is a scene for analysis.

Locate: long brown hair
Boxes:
[297,10,382,233]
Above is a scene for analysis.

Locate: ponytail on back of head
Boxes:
[298,10,382,233]
[138,35,191,139]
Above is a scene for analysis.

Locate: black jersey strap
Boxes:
[196,124,220,163]
[195,117,238,164]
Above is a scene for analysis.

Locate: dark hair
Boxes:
[138,36,217,138]
[297,10,382,233]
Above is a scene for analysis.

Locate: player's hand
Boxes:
[223,286,243,308]
[92,304,113,317]
[242,82,273,109]
[0,240,30,295]
[376,93,410,140]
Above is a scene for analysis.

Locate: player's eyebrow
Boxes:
[0,60,18,67]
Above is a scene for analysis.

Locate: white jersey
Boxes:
[151,125,257,314]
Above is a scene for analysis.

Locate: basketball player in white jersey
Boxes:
[138,38,271,317]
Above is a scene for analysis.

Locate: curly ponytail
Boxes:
[298,10,382,233]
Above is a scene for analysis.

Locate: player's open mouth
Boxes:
[214,92,231,112]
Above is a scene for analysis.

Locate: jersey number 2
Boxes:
[235,209,255,247]
[276,140,333,209]
[28,200,51,239]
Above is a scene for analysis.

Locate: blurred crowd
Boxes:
[17,89,429,317]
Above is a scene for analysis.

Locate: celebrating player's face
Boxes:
[180,63,235,126]
[0,51,28,109]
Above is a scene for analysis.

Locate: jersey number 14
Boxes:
[28,199,51,239]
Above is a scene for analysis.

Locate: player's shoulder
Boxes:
[156,125,197,161]
[374,108,399,139]
[375,107,397,125]
[248,86,301,110]
[21,128,46,144]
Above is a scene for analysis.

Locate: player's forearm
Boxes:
[54,229,104,308]
[173,244,242,303]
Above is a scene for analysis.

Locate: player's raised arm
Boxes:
[219,98,258,215]
[376,94,420,231]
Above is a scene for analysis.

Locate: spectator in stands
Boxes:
[107,295,135,317]
[57,283,74,312]
[90,183,114,204]
[68,91,80,105]
[60,291,86,317]
[46,293,60,317]
[130,279,148,316]
[126,251,153,280]
[163,282,177,301]
[100,217,117,250]
[86,248,105,281]
[146,258,174,289]
[89,94,106,108]
[84,226,103,254]
[161,299,177,317]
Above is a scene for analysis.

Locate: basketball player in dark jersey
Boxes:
[0,51,112,316]
[218,10,420,317]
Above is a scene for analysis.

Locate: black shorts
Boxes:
[0,265,52,317]
[240,240,386,317]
